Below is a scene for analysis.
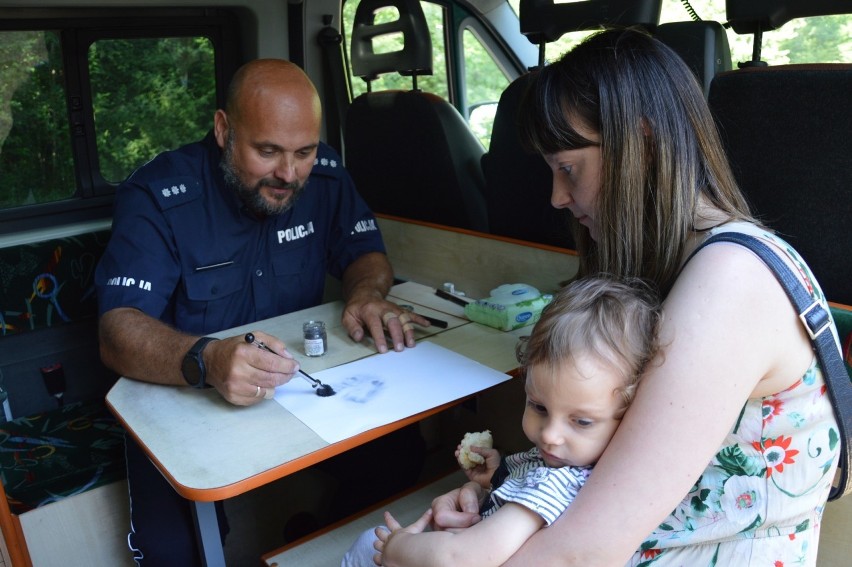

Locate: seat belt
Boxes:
[318,14,351,155]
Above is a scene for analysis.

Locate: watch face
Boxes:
[182,354,203,387]
[182,337,215,388]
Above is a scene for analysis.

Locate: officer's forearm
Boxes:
[99,307,196,386]
[341,252,393,303]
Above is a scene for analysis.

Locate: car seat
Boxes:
[343,0,489,232]
[710,64,852,306]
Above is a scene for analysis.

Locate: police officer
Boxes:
[96,59,428,566]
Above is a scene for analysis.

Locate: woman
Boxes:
[412,28,840,566]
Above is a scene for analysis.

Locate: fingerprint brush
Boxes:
[244,333,335,397]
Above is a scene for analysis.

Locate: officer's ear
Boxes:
[213,110,229,149]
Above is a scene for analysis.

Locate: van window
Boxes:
[508,1,852,66]
[0,8,237,233]
[1,30,74,209]
[659,0,852,66]
[463,28,509,147]
[90,37,215,184]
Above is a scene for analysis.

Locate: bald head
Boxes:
[225,59,321,125]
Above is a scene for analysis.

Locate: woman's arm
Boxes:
[381,502,544,567]
[501,243,815,566]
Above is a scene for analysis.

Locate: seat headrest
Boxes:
[350,0,432,81]
[519,0,662,44]
[655,21,732,97]
[726,0,852,34]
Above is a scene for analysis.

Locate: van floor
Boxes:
[223,467,327,566]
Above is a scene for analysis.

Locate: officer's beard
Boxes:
[220,131,306,217]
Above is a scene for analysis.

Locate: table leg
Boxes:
[191,500,227,567]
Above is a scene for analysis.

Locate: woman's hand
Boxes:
[429,481,484,532]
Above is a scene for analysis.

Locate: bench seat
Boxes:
[262,470,468,567]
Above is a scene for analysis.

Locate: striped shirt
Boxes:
[480,447,592,526]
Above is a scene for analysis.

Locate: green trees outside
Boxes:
[0,31,74,208]
[537,2,852,66]
[90,37,215,183]
[0,33,214,208]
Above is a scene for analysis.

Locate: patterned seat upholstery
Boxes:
[0,400,125,515]
[0,230,125,517]
[0,230,108,335]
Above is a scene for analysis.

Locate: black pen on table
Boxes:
[399,305,448,329]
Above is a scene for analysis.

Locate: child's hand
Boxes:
[455,443,501,489]
[374,509,432,566]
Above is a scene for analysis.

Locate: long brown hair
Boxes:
[519,27,757,295]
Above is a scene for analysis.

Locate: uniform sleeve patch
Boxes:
[146,177,203,210]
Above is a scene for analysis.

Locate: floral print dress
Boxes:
[628,223,842,567]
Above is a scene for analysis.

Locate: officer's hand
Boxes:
[204,331,299,405]
[342,294,430,353]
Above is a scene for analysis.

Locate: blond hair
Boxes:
[517,277,661,411]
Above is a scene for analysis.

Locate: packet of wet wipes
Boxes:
[464,283,552,332]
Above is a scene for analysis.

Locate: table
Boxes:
[105,281,529,566]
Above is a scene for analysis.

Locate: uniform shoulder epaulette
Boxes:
[144,176,203,211]
[311,143,345,180]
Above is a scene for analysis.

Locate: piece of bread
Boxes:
[458,430,493,470]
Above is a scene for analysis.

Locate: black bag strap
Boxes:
[691,232,852,501]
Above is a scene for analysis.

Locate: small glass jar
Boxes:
[303,320,327,357]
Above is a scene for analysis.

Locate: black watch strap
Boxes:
[182,336,218,388]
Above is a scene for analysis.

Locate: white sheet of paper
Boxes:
[273,342,511,444]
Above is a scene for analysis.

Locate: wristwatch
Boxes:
[181,337,218,388]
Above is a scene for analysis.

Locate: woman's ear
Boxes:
[640,116,653,138]
[640,117,655,163]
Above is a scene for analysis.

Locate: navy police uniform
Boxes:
[97,132,384,334]
[96,133,424,566]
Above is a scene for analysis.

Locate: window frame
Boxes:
[0,7,242,235]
